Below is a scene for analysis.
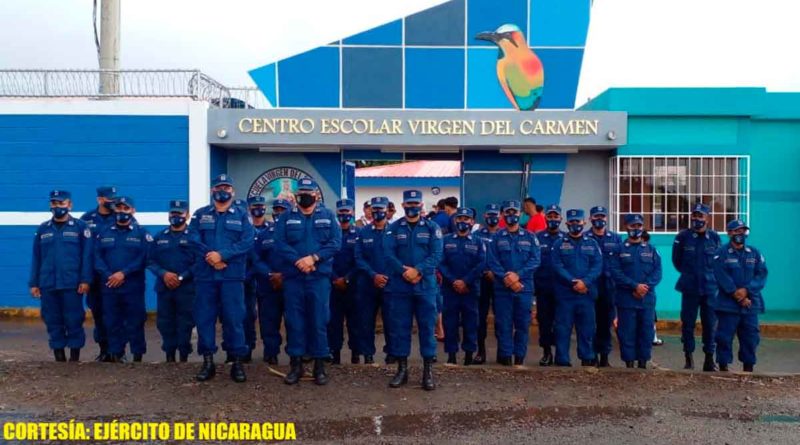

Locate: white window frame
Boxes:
[609,155,750,234]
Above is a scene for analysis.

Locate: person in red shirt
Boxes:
[523,198,546,232]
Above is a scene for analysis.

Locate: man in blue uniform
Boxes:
[440,208,484,365]
[189,174,253,383]
[673,203,721,371]
[534,204,565,366]
[238,195,271,363]
[610,213,663,369]
[94,196,151,363]
[275,178,342,385]
[383,190,443,390]
[474,203,501,364]
[147,200,195,363]
[80,185,117,361]
[550,209,602,367]
[584,206,623,367]
[253,199,290,365]
[29,190,93,362]
[328,199,360,365]
[487,200,541,366]
[713,219,767,372]
[354,196,391,365]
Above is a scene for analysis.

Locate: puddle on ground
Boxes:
[758,414,800,423]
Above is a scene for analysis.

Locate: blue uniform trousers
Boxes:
[41,289,86,350]
[102,285,146,356]
[384,291,438,359]
[87,276,107,349]
[354,278,380,357]
[478,276,494,348]
[156,286,195,355]
[256,280,284,357]
[681,292,717,354]
[594,289,616,355]
[443,288,479,353]
[715,311,759,366]
[535,291,556,349]
[243,279,258,351]
[493,291,533,359]
[194,280,247,357]
[328,284,357,354]
[617,307,655,362]
[554,297,596,364]
[283,277,331,358]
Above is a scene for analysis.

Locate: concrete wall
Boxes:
[560,151,611,214]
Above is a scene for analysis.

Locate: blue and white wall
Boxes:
[0,99,210,309]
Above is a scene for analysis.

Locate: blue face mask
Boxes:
[404,206,421,218]
[692,218,706,230]
[250,207,266,218]
[568,223,584,235]
[504,214,520,226]
[116,212,133,224]
[456,221,472,233]
[732,233,747,245]
[547,219,561,230]
[372,210,387,222]
[212,190,232,203]
[591,219,607,230]
[337,214,352,224]
[485,216,499,227]
[51,207,69,219]
[169,216,186,227]
[628,228,643,239]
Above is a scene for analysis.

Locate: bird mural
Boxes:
[476,24,544,111]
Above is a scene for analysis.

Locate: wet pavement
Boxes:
[1,320,799,443]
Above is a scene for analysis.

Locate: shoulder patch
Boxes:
[84,229,91,238]
[145,233,153,242]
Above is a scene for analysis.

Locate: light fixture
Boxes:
[607,131,616,141]
[216,128,227,139]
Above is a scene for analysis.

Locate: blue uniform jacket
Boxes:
[94,223,151,287]
[550,235,603,300]
[487,228,541,294]
[354,223,389,279]
[275,206,342,280]
[188,204,255,281]
[80,207,116,236]
[712,243,767,314]
[147,227,195,292]
[439,233,485,289]
[383,218,443,295]
[246,223,271,281]
[585,229,623,295]
[534,230,565,294]
[333,225,360,282]
[609,241,663,308]
[28,217,94,291]
[672,229,721,296]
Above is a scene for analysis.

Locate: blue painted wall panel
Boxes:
[277,47,340,108]
[343,20,402,45]
[467,0,529,46]
[405,0,465,46]
[529,0,590,46]
[343,47,403,108]
[405,48,465,109]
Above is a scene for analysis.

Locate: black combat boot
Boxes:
[133,354,143,363]
[95,343,109,362]
[473,343,486,365]
[230,357,246,383]
[581,359,597,367]
[718,363,729,372]
[385,355,397,365]
[464,352,474,366]
[196,355,216,381]
[54,348,67,362]
[179,352,189,362]
[166,351,176,363]
[225,352,234,364]
[389,358,408,388]
[364,355,374,364]
[598,353,610,368]
[313,359,329,385]
[625,361,635,368]
[69,348,80,362]
[264,355,278,365]
[351,353,360,364]
[109,353,127,363]
[241,350,252,364]
[514,355,525,366]
[422,358,436,391]
[684,353,694,370]
[330,350,341,365]
[702,353,717,372]
[743,363,754,373]
[284,357,304,385]
[637,360,647,369]
[498,356,513,366]
[447,352,457,365]
[539,347,553,366]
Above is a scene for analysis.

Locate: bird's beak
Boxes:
[475,31,498,43]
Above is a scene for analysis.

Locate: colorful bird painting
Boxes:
[476,24,544,111]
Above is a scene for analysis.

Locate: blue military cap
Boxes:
[272,199,291,209]
[455,207,475,218]
[692,203,711,215]
[49,190,71,202]
[297,178,317,191]
[96,185,116,198]
[545,204,562,215]
[484,203,501,215]
[403,190,422,203]
[169,199,188,212]
[590,206,608,217]
[625,213,644,225]
[566,209,584,222]
[211,174,234,187]
[370,196,389,209]
[336,198,355,211]
[726,219,748,231]
[247,196,266,206]
[502,200,521,211]
[115,196,135,208]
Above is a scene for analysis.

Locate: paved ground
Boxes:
[1,320,799,444]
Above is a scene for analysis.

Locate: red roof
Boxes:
[355,161,459,178]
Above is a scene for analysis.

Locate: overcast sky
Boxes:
[1,0,798,105]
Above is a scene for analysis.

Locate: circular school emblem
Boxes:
[247,167,323,206]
